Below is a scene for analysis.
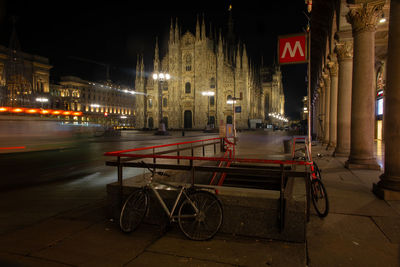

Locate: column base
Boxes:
[373,182,400,200]
[345,158,381,170]
[333,148,350,157]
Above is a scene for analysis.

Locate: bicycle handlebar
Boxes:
[140,161,170,177]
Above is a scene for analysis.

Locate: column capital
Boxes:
[335,40,354,62]
[322,67,331,83]
[327,55,339,77]
[346,1,385,34]
[319,78,325,89]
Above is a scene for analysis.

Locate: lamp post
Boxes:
[152,72,170,135]
[202,91,215,129]
[227,93,242,142]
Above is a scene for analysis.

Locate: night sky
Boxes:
[1,0,308,120]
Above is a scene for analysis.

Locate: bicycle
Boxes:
[292,142,329,218]
[119,161,223,241]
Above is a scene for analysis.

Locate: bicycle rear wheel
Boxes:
[178,190,223,241]
[311,179,329,217]
[119,189,149,233]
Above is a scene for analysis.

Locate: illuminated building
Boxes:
[135,9,285,130]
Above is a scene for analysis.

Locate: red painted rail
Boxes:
[104,137,312,167]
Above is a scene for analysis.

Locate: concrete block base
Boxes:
[106,175,307,243]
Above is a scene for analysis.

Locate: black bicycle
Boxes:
[119,161,223,241]
[293,147,329,218]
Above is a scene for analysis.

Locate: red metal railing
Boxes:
[104,137,313,167]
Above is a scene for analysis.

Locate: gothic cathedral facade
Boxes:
[135,17,285,130]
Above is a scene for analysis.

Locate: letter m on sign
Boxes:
[278,34,307,64]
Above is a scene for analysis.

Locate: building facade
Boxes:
[0,44,52,108]
[135,16,285,130]
[0,44,135,128]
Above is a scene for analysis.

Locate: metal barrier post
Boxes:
[177,144,180,164]
[202,141,205,156]
[279,164,285,232]
[305,171,311,222]
[117,156,123,208]
[153,148,156,165]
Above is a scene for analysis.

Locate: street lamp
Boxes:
[202,91,215,129]
[153,72,170,135]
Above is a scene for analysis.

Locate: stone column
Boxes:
[374,0,400,199]
[319,81,326,141]
[328,56,339,148]
[334,41,353,157]
[345,1,384,170]
[316,88,322,140]
[323,69,331,145]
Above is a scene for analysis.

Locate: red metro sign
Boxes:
[278,34,307,64]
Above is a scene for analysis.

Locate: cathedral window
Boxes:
[148,99,153,108]
[210,77,215,88]
[185,54,192,71]
[210,95,215,106]
[163,97,167,107]
[185,82,191,94]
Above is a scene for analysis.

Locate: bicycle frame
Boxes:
[147,181,199,221]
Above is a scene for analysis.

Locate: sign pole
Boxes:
[307,25,312,157]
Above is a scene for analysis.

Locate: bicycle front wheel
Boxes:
[178,190,223,241]
[311,179,329,218]
[119,189,149,233]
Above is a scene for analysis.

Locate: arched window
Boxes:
[185,54,192,71]
[210,95,215,106]
[210,77,216,88]
[163,97,167,107]
[148,99,153,108]
[185,82,191,94]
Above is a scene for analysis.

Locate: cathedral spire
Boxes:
[140,54,144,79]
[175,18,179,43]
[169,18,174,44]
[236,44,241,69]
[242,44,248,70]
[135,54,139,79]
[227,2,235,47]
[196,15,200,41]
[201,14,206,40]
[154,37,159,72]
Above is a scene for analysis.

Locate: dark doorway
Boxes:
[265,94,270,118]
[163,117,168,129]
[209,116,215,127]
[227,115,233,124]
[148,117,154,129]
[184,110,192,129]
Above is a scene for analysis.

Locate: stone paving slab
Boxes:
[127,251,234,267]
[0,252,70,267]
[31,221,162,267]
[372,216,400,243]
[0,218,93,255]
[307,213,400,267]
[146,230,306,267]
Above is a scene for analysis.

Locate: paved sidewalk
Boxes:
[308,142,400,266]
[0,134,399,266]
